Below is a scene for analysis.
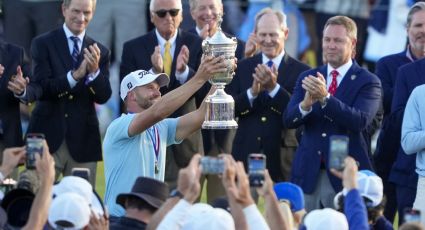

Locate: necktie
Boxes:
[328,70,339,96]
[70,36,80,69]
[163,41,172,76]
[266,60,273,68]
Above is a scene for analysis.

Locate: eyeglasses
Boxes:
[155,9,180,18]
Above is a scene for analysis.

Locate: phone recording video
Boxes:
[404,208,421,223]
[329,135,349,171]
[248,153,266,187]
[25,133,45,169]
[71,168,91,181]
[200,156,225,174]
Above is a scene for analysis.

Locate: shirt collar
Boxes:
[195,26,202,36]
[63,23,85,42]
[262,50,285,68]
[327,59,353,78]
[155,29,178,49]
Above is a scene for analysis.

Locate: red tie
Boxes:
[328,70,339,96]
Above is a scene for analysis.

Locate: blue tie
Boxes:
[266,60,273,68]
[70,36,80,69]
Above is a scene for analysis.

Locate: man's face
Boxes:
[62,0,94,35]
[190,0,222,35]
[322,24,355,68]
[407,10,425,57]
[256,13,288,59]
[151,0,183,40]
[132,82,162,110]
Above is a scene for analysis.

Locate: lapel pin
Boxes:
[351,75,357,80]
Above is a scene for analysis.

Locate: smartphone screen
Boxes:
[26,133,45,169]
[248,153,266,187]
[329,135,349,171]
[200,157,224,174]
[71,168,91,181]
[404,208,421,223]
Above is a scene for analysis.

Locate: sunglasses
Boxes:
[155,9,180,18]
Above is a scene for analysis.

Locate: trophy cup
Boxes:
[202,15,238,129]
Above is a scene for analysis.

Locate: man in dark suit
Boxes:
[0,41,28,163]
[228,8,310,183]
[284,16,381,211]
[120,0,203,189]
[373,2,425,224]
[22,0,111,185]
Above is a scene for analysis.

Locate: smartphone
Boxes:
[200,157,225,174]
[26,133,45,169]
[248,153,266,187]
[71,168,91,181]
[329,135,349,171]
[404,208,421,223]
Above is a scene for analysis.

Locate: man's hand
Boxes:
[176,45,189,73]
[84,43,100,74]
[244,33,258,58]
[87,210,109,230]
[256,170,274,198]
[330,156,358,190]
[72,59,88,81]
[0,64,4,77]
[300,90,316,111]
[151,45,163,74]
[250,77,262,97]
[302,72,328,100]
[177,154,202,203]
[7,66,29,95]
[195,55,228,81]
[35,140,55,185]
[200,23,210,39]
[0,146,26,177]
[253,64,277,92]
[224,158,255,208]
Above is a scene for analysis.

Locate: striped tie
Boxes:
[70,36,80,69]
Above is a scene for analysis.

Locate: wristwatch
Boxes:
[169,189,184,199]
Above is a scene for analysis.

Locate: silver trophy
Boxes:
[202,15,238,129]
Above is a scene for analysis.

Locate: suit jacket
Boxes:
[388,58,425,189]
[284,61,381,193]
[228,53,310,181]
[0,41,28,147]
[373,50,412,180]
[27,28,111,162]
[120,29,202,116]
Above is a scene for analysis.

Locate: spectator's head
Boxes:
[406,2,425,58]
[400,222,425,230]
[253,8,288,60]
[62,0,97,35]
[117,177,169,215]
[53,176,104,218]
[322,16,357,68]
[150,0,183,40]
[181,203,235,230]
[273,182,306,226]
[304,208,348,230]
[211,196,230,213]
[120,70,169,111]
[48,192,91,229]
[1,188,35,228]
[189,0,223,36]
[334,170,385,224]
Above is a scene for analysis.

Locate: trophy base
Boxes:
[202,120,238,129]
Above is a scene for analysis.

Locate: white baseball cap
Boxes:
[181,203,235,230]
[304,208,348,230]
[48,192,91,230]
[120,70,169,101]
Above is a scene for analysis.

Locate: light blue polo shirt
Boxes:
[103,113,180,216]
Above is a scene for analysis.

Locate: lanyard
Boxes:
[147,126,160,174]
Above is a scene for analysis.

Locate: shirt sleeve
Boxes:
[243,204,270,230]
[157,199,192,230]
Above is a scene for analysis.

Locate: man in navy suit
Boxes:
[0,41,29,172]
[19,0,112,185]
[120,0,203,189]
[284,16,381,211]
[373,2,425,224]
[229,8,310,183]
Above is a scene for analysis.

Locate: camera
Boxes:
[329,135,349,171]
[200,156,224,174]
[71,168,91,181]
[25,133,45,169]
[248,153,266,187]
[404,208,421,223]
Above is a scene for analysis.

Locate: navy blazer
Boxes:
[388,58,425,189]
[284,61,381,193]
[228,53,310,181]
[27,28,112,162]
[0,41,29,147]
